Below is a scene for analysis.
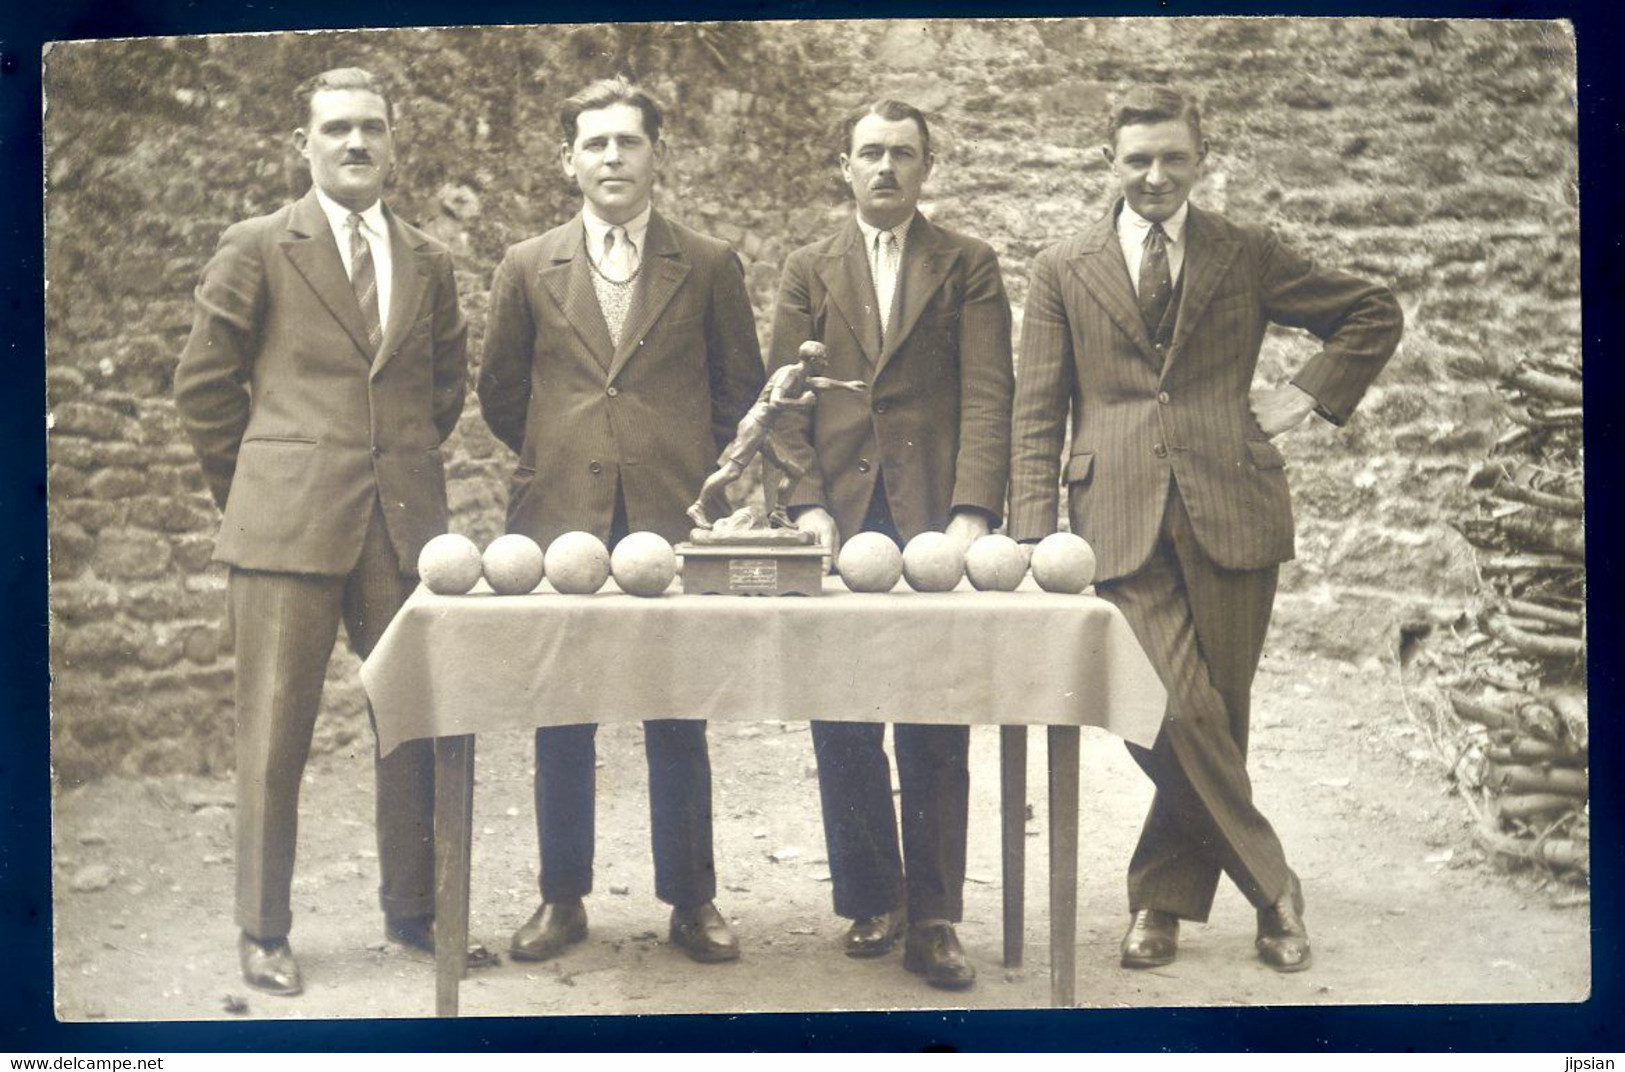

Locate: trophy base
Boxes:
[676,542,827,596]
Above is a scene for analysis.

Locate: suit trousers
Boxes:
[532,487,718,909]
[811,477,971,923]
[1095,481,1293,922]
[230,502,434,940]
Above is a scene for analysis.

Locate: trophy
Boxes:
[678,341,866,596]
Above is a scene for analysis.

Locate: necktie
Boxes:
[1138,222,1173,343]
[877,230,900,339]
[347,213,383,352]
[596,226,637,345]
[603,226,637,281]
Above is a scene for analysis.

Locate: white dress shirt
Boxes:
[1117,200,1189,295]
[582,201,653,274]
[856,213,912,334]
[315,187,393,332]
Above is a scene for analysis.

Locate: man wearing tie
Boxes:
[478,77,764,966]
[175,68,475,996]
[1008,86,1402,972]
[769,100,1014,990]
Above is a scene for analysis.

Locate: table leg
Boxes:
[434,734,475,1018]
[1000,725,1027,968]
[1047,725,1080,1007]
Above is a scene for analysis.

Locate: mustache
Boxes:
[870,179,900,190]
[342,153,374,165]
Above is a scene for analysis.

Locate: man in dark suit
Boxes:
[478,77,764,965]
[770,100,1014,990]
[175,68,476,996]
[1008,86,1403,972]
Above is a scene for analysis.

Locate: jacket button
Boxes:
[371,446,382,458]
[607,386,619,397]
[873,401,888,414]
[1157,391,1170,405]
[589,460,603,474]
[1153,443,1168,458]
[857,458,871,473]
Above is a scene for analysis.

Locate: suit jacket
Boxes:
[1008,202,1403,583]
[768,214,1013,541]
[174,188,469,576]
[478,210,764,547]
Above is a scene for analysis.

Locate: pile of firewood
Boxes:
[1401,354,1587,881]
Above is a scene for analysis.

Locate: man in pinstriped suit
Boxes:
[477,77,764,966]
[771,100,1014,989]
[1008,86,1402,972]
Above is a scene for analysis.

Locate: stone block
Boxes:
[87,468,148,501]
[55,620,140,671]
[183,624,223,665]
[48,519,95,577]
[92,531,171,580]
[136,632,185,671]
[127,496,215,534]
[57,499,124,533]
[171,534,216,573]
[51,578,121,623]
[50,402,140,442]
[49,437,100,470]
[49,464,89,498]
[46,365,87,403]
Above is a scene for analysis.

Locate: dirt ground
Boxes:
[51,593,1590,1023]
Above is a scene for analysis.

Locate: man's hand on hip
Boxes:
[794,506,841,570]
[1250,383,1318,438]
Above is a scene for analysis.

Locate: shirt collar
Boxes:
[314,187,387,240]
[1117,200,1189,245]
[582,201,653,255]
[855,212,914,251]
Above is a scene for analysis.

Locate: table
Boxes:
[361,575,1166,1015]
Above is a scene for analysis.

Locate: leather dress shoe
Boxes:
[509,901,588,963]
[1256,875,1312,973]
[239,933,303,997]
[669,902,740,963]
[386,914,501,969]
[902,921,976,990]
[1120,908,1180,969]
[843,910,905,958]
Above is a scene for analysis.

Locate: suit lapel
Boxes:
[1068,206,1159,370]
[371,207,429,376]
[814,219,881,367]
[876,214,958,380]
[538,219,616,372]
[1165,204,1242,372]
[279,189,374,361]
[607,212,690,384]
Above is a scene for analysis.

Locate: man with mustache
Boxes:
[768,100,1014,990]
[175,67,479,996]
[478,76,764,966]
[1008,86,1402,973]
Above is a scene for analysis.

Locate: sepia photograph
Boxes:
[38,14,1589,1028]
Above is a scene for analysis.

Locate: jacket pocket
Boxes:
[242,434,317,446]
[1064,451,1096,484]
[1246,439,1286,470]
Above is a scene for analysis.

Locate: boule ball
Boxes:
[544,531,611,595]
[417,533,484,595]
[901,531,966,593]
[837,531,904,593]
[964,533,1028,592]
[482,533,545,595]
[1031,532,1097,594]
[610,531,677,597]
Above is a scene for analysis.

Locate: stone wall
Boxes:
[44,18,1579,782]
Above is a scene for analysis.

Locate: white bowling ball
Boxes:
[1030,532,1097,594]
[482,533,545,595]
[611,531,677,597]
[964,534,1028,592]
[418,533,484,595]
[544,531,611,595]
[838,531,904,593]
[902,531,966,593]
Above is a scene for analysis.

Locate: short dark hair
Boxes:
[560,76,664,145]
[840,99,932,158]
[1106,86,1202,147]
[296,67,393,128]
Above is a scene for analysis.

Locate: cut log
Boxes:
[1491,483,1585,518]
[1473,827,1589,873]
[1501,599,1584,630]
[1495,792,1585,821]
[1549,691,1587,725]
[1494,513,1584,559]
[1509,368,1583,405]
[1448,691,1515,731]
[1478,554,1582,574]
[1484,736,1587,767]
[1482,763,1588,797]
[1482,613,1585,660]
